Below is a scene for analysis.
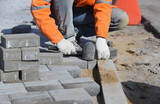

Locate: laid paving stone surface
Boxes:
[47,65,81,78]
[60,78,100,96]
[9,91,54,104]
[0,95,11,104]
[24,80,64,92]
[63,57,88,69]
[1,33,40,49]
[39,65,50,72]
[0,83,27,95]
[49,88,93,104]
[39,52,63,65]
[39,70,73,81]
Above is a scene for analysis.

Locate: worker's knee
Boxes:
[111,8,129,30]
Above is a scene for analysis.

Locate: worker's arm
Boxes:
[31,0,63,44]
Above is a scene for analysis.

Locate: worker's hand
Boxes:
[96,37,110,60]
[56,38,76,55]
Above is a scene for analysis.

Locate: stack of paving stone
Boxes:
[0,33,40,82]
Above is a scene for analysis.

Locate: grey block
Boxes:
[109,47,118,59]
[0,95,11,104]
[87,60,97,69]
[21,47,39,61]
[0,61,21,72]
[24,80,64,92]
[0,46,21,61]
[39,70,73,81]
[39,53,63,65]
[47,65,81,78]
[60,78,100,96]
[12,25,31,34]
[9,91,54,104]
[39,65,50,72]
[0,70,19,82]
[0,83,27,95]
[1,33,40,48]
[20,70,39,81]
[63,57,87,69]
[20,61,39,70]
[49,88,93,104]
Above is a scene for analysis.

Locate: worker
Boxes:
[31,0,129,59]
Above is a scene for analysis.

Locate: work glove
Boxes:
[56,38,76,55]
[96,37,110,60]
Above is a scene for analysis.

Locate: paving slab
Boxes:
[139,0,160,35]
[39,52,63,65]
[47,65,81,78]
[87,60,97,69]
[109,47,118,59]
[0,70,19,82]
[21,47,39,61]
[59,78,100,96]
[0,46,21,61]
[48,88,93,104]
[63,57,88,69]
[1,33,40,48]
[20,61,39,70]
[12,25,31,34]
[9,91,54,104]
[0,61,21,72]
[19,70,39,81]
[39,65,50,72]
[0,95,11,104]
[24,80,64,92]
[39,70,73,81]
[97,60,128,104]
[0,83,27,95]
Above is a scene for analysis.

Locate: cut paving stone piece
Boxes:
[21,47,39,61]
[97,60,128,104]
[49,88,93,104]
[0,46,21,61]
[12,25,31,34]
[19,70,39,81]
[0,83,27,95]
[47,65,81,78]
[20,61,39,70]
[39,65,50,72]
[0,95,11,104]
[63,57,88,69]
[0,70,19,82]
[0,61,21,72]
[39,70,73,81]
[109,47,118,59]
[24,80,64,92]
[87,60,97,69]
[39,52,63,65]
[9,91,54,104]
[1,33,40,48]
[59,78,100,96]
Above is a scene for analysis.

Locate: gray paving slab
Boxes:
[39,70,73,81]
[39,65,50,72]
[20,61,39,70]
[12,25,31,34]
[39,52,63,65]
[9,91,54,104]
[0,46,21,61]
[0,83,27,95]
[60,78,100,96]
[0,95,11,104]
[0,61,21,72]
[1,33,40,48]
[48,88,93,104]
[47,65,81,78]
[87,60,97,69]
[63,57,88,69]
[20,70,39,81]
[24,80,64,92]
[139,0,160,34]
[109,47,118,59]
[0,70,19,82]
[21,47,39,61]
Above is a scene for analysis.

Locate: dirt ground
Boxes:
[82,25,160,104]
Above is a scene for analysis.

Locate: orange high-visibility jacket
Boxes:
[31,0,112,44]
